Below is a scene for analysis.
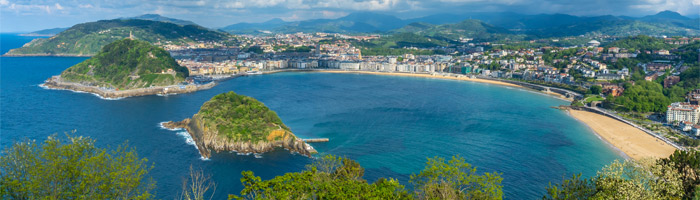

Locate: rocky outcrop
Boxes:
[42,76,216,99]
[162,115,317,159]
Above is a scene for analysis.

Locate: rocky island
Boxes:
[42,38,214,99]
[162,91,317,158]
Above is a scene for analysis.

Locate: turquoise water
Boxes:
[0,34,623,199]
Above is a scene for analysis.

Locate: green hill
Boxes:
[60,39,188,90]
[197,91,290,142]
[5,19,229,56]
[392,19,521,42]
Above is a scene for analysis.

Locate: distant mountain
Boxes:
[5,19,229,56]
[19,27,69,36]
[124,14,196,26]
[393,19,515,41]
[222,12,409,33]
[222,11,699,38]
[639,10,697,29]
[221,18,289,34]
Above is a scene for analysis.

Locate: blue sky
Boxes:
[1,0,699,32]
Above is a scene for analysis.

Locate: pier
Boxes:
[303,138,329,143]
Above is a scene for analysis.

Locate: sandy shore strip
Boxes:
[315,70,523,88]
[568,109,676,160]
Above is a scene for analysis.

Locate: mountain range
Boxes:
[221,11,699,37]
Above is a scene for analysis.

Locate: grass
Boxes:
[584,95,605,104]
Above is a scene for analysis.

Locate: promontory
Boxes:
[162,91,317,158]
[42,38,214,99]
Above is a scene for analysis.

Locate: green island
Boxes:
[162,91,317,158]
[42,39,213,99]
[4,19,228,56]
[61,39,187,89]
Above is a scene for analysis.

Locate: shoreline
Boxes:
[41,75,216,99]
[567,109,676,161]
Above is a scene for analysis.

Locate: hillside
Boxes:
[162,91,316,158]
[19,27,68,36]
[5,19,229,56]
[59,39,188,90]
[392,19,518,41]
[124,14,196,26]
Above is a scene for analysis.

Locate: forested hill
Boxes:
[60,39,188,90]
[5,19,229,56]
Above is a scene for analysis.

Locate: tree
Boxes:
[589,85,602,95]
[232,155,410,200]
[543,174,596,200]
[659,150,700,199]
[543,159,684,200]
[409,155,503,200]
[0,135,156,199]
[179,165,217,200]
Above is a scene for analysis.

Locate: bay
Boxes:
[0,34,623,199]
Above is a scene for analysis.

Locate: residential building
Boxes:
[667,102,700,124]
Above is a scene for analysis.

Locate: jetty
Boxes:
[303,138,329,143]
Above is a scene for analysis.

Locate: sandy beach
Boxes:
[316,70,523,88]
[568,109,676,160]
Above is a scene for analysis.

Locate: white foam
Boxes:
[158,121,183,131]
[176,131,198,149]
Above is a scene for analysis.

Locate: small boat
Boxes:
[246,71,262,75]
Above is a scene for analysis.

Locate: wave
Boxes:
[158,121,183,131]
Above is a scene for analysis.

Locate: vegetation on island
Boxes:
[0,135,156,199]
[197,91,289,142]
[5,19,229,56]
[60,39,188,90]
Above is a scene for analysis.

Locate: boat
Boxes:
[246,71,262,75]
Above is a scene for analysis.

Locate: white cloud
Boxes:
[54,3,63,10]
[0,0,9,6]
[78,4,93,8]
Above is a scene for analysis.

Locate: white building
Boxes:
[667,102,700,124]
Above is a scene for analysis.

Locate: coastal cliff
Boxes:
[163,91,317,158]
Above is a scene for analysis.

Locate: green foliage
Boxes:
[605,35,674,51]
[0,134,155,199]
[659,150,700,199]
[409,155,503,200]
[609,81,670,112]
[543,174,596,200]
[231,155,410,200]
[61,39,188,89]
[197,91,288,142]
[7,19,229,55]
[544,154,690,200]
[588,85,602,95]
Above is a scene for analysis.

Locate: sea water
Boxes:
[0,34,622,199]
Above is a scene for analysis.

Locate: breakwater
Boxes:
[41,76,216,99]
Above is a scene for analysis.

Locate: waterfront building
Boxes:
[667,102,700,124]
